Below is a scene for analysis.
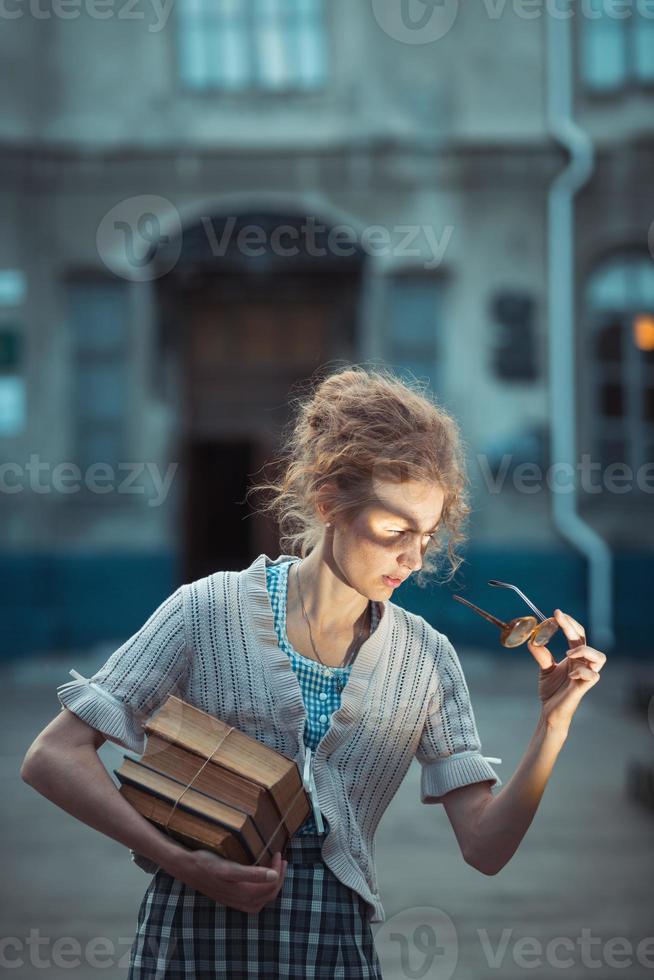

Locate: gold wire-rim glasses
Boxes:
[453,579,559,648]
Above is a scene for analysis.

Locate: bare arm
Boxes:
[442,716,568,875]
[442,609,605,876]
[21,708,287,910]
[21,707,203,872]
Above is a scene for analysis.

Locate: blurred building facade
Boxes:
[1,1,652,655]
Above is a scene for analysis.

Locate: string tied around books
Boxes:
[63,673,324,867]
[161,727,323,867]
[162,724,236,838]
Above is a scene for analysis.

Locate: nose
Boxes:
[399,537,423,573]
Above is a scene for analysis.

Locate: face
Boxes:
[325,478,446,600]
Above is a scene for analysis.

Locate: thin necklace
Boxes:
[294,560,370,674]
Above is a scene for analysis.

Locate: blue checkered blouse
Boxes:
[265,559,381,834]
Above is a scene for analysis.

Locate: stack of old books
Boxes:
[113,695,311,866]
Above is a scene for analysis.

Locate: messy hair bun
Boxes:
[247,363,471,587]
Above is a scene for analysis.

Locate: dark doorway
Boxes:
[183,440,254,581]
[156,209,367,581]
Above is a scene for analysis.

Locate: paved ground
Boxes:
[3,644,653,980]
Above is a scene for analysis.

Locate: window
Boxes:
[177,0,328,92]
[0,270,26,307]
[580,0,654,92]
[489,290,538,382]
[385,272,441,392]
[66,278,129,473]
[0,270,27,436]
[586,252,654,474]
[0,374,25,436]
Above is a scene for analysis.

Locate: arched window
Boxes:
[586,251,654,475]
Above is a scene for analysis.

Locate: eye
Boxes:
[389,530,437,541]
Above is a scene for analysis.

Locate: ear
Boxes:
[315,481,338,524]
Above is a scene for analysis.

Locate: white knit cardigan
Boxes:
[56,552,502,923]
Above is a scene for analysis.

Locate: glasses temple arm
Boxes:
[487,580,547,622]
[453,595,507,629]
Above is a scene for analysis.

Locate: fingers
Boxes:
[554,609,609,676]
[554,609,586,649]
[527,628,558,669]
[566,645,607,673]
[238,852,288,902]
[254,851,288,891]
[271,854,288,898]
[567,663,601,684]
[267,850,287,889]
[527,636,558,670]
[567,615,586,636]
[219,852,284,885]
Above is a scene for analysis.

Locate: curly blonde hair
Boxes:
[247,364,471,587]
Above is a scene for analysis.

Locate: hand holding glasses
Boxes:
[453,580,560,648]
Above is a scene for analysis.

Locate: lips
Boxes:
[383,575,405,586]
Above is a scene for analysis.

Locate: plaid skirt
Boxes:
[126,833,383,979]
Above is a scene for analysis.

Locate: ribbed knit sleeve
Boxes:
[416,635,502,804]
[56,586,191,755]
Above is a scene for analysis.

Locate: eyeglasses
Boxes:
[453,580,559,648]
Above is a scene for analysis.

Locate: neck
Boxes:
[290,545,371,636]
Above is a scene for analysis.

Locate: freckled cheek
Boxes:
[358,543,393,576]
[342,528,394,577]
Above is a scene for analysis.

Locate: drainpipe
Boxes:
[546,14,614,650]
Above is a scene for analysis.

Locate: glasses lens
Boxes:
[504,617,538,647]
[532,618,558,646]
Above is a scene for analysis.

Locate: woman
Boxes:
[21,366,606,979]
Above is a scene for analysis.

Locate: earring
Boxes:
[325,522,332,528]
